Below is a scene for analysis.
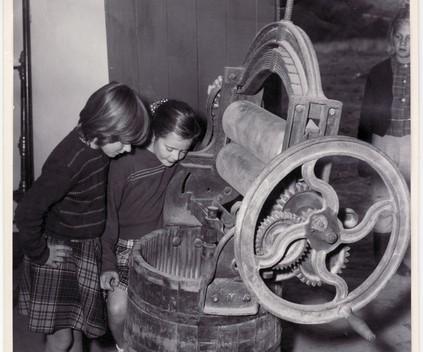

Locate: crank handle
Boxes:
[339,305,376,342]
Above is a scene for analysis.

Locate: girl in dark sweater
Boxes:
[100,100,202,352]
[358,7,410,275]
[15,82,150,352]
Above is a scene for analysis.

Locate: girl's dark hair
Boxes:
[151,100,202,143]
[78,82,150,146]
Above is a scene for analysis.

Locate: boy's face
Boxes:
[149,131,192,167]
[393,22,410,64]
[100,141,131,158]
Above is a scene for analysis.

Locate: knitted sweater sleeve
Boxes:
[101,159,126,273]
[14,162,73,264]
[358,72,375,143]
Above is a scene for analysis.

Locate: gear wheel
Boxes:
[270,179,323,219]
[293,245,351,287]
[255,211,307,270]
[267,179,351,286]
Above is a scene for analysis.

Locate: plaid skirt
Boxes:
[115,239,137,290]
[18,237,106,338]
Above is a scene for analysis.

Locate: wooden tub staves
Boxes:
[124,227,281,352]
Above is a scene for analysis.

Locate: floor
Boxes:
[280,271,412,352]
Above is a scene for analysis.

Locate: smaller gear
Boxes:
[270,179,322,219]
[255,211,308,270]
[294,245,351,287]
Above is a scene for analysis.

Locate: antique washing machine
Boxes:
[124,5,410,351]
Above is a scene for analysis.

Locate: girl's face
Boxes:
[100,141,131,158]
[148,131,193,167]
[392,21,410,64]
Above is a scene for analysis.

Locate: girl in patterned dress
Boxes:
[15,82,150,352]
[358,7,410,275]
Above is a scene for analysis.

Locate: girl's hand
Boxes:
[45,242,72,268]
[207,75,223,95]
[100,271,120,291]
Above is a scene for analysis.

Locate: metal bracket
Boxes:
[203,278,259,315]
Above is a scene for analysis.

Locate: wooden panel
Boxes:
[257,0,277,29]
[135,0,168,101]
[226,0,260,66]
[196,0,227,115]
[105,0,275,113]
[166,0,198,109]
[104,0,139,90]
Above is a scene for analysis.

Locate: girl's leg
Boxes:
[69,330,84,352]
[107,286,128,349]
[45,328,73,352]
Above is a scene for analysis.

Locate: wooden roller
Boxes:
[222,100,286,163]
[216,142,265,195]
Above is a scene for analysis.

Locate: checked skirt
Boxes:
[18,238,106,338]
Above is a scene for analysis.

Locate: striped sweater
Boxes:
[101,148,177,273]
[15,128,109,264]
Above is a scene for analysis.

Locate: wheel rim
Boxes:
[234,136,410,324]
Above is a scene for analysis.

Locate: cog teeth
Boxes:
[256,211,307,270]
[272,205,284,213]
[297,181,308,192]
[282,195,290,202]
[344,258,349,264]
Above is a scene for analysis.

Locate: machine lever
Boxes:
[339,305,376,342]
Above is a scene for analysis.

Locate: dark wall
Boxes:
[104,0,275,115]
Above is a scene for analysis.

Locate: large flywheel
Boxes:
[234,136,410,326]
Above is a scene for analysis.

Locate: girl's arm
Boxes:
[101,159,126,273]
[15,163,73,264]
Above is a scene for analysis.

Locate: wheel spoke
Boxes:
[302,160,339,213]
[311,249,349,301]
[256,223,307,269]
[340,200,393,244]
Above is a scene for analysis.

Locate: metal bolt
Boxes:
[212,295,219,303]
[296,105,304,112]
[326,232,338,244]
[242,294,251,303]
[228,73,237,80]
[231,259,239,273]
[194,238,203,248]
[223,187,232,195]
[172,236,182,246]
[328,108,336,116]
[311,215,328,231]
[207,206,219,218]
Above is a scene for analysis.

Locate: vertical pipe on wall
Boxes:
[14,0,34,202]
[283,0,294,21]
[22,0,34,189]
[275,0,281,21]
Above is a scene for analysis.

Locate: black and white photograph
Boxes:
[6,0,417,351]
